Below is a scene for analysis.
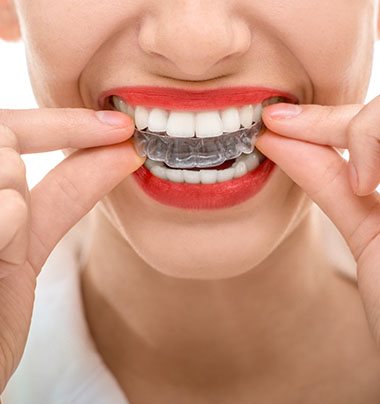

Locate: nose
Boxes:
[138,1,251,78]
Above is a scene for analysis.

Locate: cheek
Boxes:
[251,0,375,104]
[16,0,122,107]
[288,0,375,103]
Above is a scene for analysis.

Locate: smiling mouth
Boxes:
[108,94,292,184]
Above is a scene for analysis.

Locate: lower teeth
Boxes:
[144,148,266,184]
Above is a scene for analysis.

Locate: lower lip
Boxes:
[132,158,276,210]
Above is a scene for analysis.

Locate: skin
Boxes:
[1,0,380,402]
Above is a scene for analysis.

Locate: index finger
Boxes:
[0,108,135,154]
[262,103,363,148]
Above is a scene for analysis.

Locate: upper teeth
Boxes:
[111,95,282,138]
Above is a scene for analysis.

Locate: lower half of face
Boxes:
[15,0,377,278]
[101,166,313,279]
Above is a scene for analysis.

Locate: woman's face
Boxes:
[13,0,377,279]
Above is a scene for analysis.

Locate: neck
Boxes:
[81,203,334,393]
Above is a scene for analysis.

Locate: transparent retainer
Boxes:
[133,120,263,169]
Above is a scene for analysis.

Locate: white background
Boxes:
[1,39,380,190]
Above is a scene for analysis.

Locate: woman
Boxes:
[1,0,380,402]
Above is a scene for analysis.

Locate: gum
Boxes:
[133,120,263,169]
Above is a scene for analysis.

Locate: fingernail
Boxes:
[265,104,302,120]
[348,160,358,193]
[95,111,131,127]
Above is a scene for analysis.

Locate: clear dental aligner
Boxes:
[133,120,263,169]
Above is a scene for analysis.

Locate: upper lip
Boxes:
[99,86,299,111]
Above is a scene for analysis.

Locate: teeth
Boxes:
[217,167,235,183]
[113,96,288,138]
[127,104,135,118]
[148,108,169,132]
[113,95,134,117]
[262,96,281,107]
[111,95,279,179]
[112,96,127,114]
[217,167,235,182]
[200,170,218,184]
[112,96,275,138]
[144,158,156,171]
[167,111,195,137]
[244,152,260,171]
[111,95,285,182]
[220,107,241,132]
[195,110,224,138]
[166,168,184,183]
[239,105,254,128]
[135,106,149,130]
[233,161,248,178]
[150,165,168,180]
[252,104,263,123]
[143,148,265,184]
[183,170,201,184]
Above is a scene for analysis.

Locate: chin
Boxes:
[124,220,287,280]
[134,243,264,280]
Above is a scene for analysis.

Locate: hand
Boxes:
[256,98,380,346]
[0,107,144,392]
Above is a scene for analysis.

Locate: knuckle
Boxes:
[0,189,28,255]
[350,202,380,262]
[54,174,90,214]
[58,109,89,148]
[0,148,26,181]
[312,105,336,126]
[60,108,87,132]
[347,113,375,141]
[304,105,337,131]
[347,115,361,140]
[308,156,346,200]
[0,124,20,152]
[347,114,380,154]
[0,189,28,223]
[321,105,337,122]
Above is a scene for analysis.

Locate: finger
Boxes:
[256,131,380,263]
[0,126,28,199]
[346,98,380,196]
[262,103,363,148]
[0,108,135,154]
[0,123,21,151]
[0,189,29,276]
[28,139,145,273]
[0,147,28,199]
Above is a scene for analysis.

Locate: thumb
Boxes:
[256,130,378,261]
[28,139,144,273]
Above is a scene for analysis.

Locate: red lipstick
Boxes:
[133,159,276,210]
[100,86,298,111]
